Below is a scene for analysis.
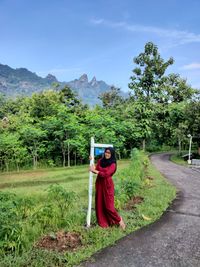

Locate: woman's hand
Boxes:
[89,165,95,172]
[89,165,99,174]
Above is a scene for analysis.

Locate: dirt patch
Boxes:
[36,230,82,252]
[124,196,144,210]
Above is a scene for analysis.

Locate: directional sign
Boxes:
[95,148,105,156]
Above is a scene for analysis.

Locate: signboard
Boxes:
[86,137,113,227]
[94,147,105,156]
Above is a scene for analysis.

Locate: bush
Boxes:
[0,185,78,256]
[114,148,146,209]
[0,192,30,254]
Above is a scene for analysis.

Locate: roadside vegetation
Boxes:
[170,154,188,166]
[0,149,176,267]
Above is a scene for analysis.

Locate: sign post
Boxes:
[86,137,94,227]
[86,137,113,227]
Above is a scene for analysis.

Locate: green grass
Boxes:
[0,160,130,204]
[0,155,176,267]
[170,154,188,166]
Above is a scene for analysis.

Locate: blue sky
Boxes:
[1,0,200,91]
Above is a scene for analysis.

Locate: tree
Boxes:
[20,125,47,169]
[98,86,124,108]
[129,42,174,102]
[160,73,196,103]
[28,91,60,120]
[185,100,200,152]
[128,42,174,150]
[59,85,80,109]
[0,133,28,171]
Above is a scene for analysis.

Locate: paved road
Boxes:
[80,153,200,267]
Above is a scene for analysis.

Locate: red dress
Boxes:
[95,159,121,228]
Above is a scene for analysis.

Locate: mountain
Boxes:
[66,74,111,105]
[0,64,58,96]
[0,63,127,105]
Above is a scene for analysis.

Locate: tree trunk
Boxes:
[74,151,76,166]
[61,141,66,167]
[5,161,9,172]
[67,141,70,167]
[33,156,36,169]
[35,154,38,169]
[16,162,19,172]
[33,143,38,169]
[178,138,182,155]
[62,149,66,167]
[142,139,146,151]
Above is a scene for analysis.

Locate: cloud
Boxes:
[90,18,200,46]
[181,63,200,70]
[90,18,105,25]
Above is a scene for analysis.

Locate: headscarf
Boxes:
[100,147,117,169]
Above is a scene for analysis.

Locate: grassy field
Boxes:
[0,154,176,267]
[0,160,130,204]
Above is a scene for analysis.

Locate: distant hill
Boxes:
[0,63,127,105]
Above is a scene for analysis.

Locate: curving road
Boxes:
[80,153,200,267]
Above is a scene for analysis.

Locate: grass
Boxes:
[170,154,189,166]
[0,154,176,267]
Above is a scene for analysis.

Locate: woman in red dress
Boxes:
[90,147,126,229]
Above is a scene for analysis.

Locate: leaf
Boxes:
[141,214,152,221]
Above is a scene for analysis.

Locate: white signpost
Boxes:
[86,137,113,227]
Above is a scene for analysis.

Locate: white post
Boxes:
[188,134,192,165]
[86,139,113,227]
[86,137,95,227]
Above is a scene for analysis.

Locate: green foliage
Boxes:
[129,42,174,103]
[127,42,198,150]
[98,86,124,108]
[0,155,176,267]
[0,42,199,171]
[114,148,145,209]
[0,192,33,254]
[47,184,77,221]
[0,185,78,256]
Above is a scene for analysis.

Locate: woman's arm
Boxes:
[97,163,116,178]
[89,157,100,174]
[89,165,99,175]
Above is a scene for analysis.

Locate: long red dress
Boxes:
[95,159,121,228]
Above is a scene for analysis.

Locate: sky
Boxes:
[1,0,200,91]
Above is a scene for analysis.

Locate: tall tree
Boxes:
[98,86,124,108]
[129,42,174,102]
[128,42,174,150]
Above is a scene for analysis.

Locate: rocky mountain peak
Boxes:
[45,74,58,83]
[90,76,97,86]
[0,63,126,106]
[79,74,88,83]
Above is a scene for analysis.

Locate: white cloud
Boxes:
[90,18,200,46]
[90,18,105,25]
[181,63,200,70]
